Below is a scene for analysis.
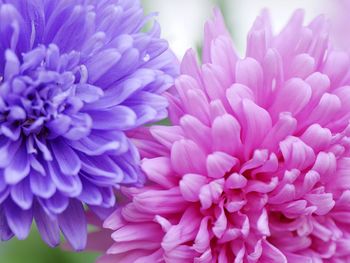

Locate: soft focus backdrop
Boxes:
[0,0,343,262]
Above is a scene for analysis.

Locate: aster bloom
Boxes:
[0,0,177,250]
[98,9,350,262]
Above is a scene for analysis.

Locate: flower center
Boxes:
[0,44,96,141]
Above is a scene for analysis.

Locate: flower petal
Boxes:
[51,140,81,176]
[58,200,87,251]
[4,200,32,240]
[34,203,60,247]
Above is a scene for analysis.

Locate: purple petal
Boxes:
[58,199,87,251]
[4,200,33,240]
[0,170,6,193]
[46,115,71,139]
[89,106,137,130]
[10,178,33,210]
[48,160,82,197]
[42,191,69,214]
[4,49,20,79]
[76,84,104,103]
[69,130,128,156]
[4,145,30,185]
[30,170,56,199]
[89,205,116,220]
[132,105,158,126]
[0,209,14,241]
[1,123,21,141]
[115,153,143,185]
[86,76,147,108]
[127,91,169,113]
[78,179,103,206]
[29,155,46,175]
[7,106,26,122]
[51,140,81,176]
[0,139,21,168]
[99,187,116,208]
[21,45,46,71]
[63,113,92,141]
[85,49,121,83]
[0,188,9,204]
[34,137,53,161]
[79,155,124,185]
[34,202,60,247]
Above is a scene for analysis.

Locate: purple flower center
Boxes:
[0,44,102,143]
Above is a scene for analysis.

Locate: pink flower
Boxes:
[97,9,350,262]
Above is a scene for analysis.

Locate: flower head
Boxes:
[100,9,350,262]
[0,0,177,250]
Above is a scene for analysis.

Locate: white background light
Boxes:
[143,0,337,58]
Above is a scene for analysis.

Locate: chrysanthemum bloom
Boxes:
[99,9,350,262]
[0,0,177,250]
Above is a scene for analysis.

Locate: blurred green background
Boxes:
[0,226,99,263]
[0,0,338,262]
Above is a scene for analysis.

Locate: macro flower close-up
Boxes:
[3,0,350,262]
[97,8,350,263]
[0,0,177,251]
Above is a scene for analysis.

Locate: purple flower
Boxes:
[0,0,177,250]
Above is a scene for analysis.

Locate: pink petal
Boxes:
[300,124,332,153]
[211,114,242,156]
[179,173,207,202]
[235,99,272,159]
[142,157,176,188]
[206,151,237,178]
[171,139,206,175]
[269,78,312,121]
[199,179,224,209]
[236,58,264,104]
